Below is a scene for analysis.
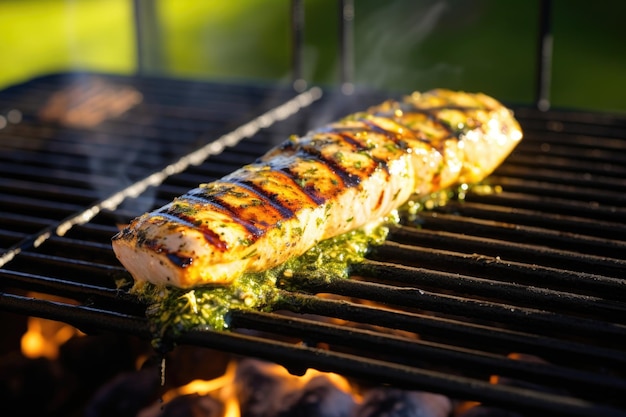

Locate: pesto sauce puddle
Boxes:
[131,184,490,350]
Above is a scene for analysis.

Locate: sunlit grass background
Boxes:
[1,0,625,112]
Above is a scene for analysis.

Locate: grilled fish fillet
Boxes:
[112,89,522,289]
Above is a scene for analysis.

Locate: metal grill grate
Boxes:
[1,73,625,417]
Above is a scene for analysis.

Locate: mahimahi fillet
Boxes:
[112,89,522,288]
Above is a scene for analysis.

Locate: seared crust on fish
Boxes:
[112,89,523,288]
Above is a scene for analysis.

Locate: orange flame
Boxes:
[165,359,240,417]
[142,359,356,417]
[135,359,241,417]
[20,293,84,359]
[21,316,83,359]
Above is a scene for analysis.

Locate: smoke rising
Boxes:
[353,0,463,92]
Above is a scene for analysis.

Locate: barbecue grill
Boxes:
[1,1,625,416]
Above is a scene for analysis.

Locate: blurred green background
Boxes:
[1,0,625,112]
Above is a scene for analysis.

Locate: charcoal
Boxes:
[59,333,149,390]
[162,345,231,390]
[0,351,75,417]
[353,387,451,417]
[275,375,355,417]
[83,367,161,417]
[235,359,294,417]
[0,311,27,355]
[457,405,524,417]
[493,353,568,397]
[158,393,224,417]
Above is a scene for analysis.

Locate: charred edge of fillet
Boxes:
[152,207,230,251]
[133,231,193,269]
[111,227,130,242]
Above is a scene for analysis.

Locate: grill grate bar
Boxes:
[274,292,626,369]
[0,269,140,314]
[0,160,121,190]
[0,231,28,249]
[367,243,624,301]
[504,153,626,179]
[1,177,101,204]
[3,120,200,149]
[509,145,626,171]
[519,129,626,150]
[414,211,626,257]
[487,176,626,206]
[495,164,626,191]
[465,191,625,222]
[7,251,124,280]
[433,200,626,241]
[514,113,626,140]
[0,212,56,233]
[352,260,626,321]
[381,230,625,280]
[0,292,151,340]
[287,277,626,344]
[0,192,85,219]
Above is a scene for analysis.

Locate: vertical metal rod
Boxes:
[132,0,144,75]
[132,0,164,77]
[339,0,355,95]
[535,0,553,111]
[291,0,306,92]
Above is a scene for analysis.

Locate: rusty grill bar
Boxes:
[0,71,625,416]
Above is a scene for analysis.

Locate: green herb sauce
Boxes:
[132,183,488,350]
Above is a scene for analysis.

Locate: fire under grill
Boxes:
[0,70,625,417]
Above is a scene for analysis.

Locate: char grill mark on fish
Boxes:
[378,106,469,153]
[185,184,278,239]
[233,166,320,214]
[337,132,391,176]
[150,208,229,251]
[223,180,298,220]
[360,119,412,151]
[325,124,411,172]
[165,253,193,268]
[275,139,365,190]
